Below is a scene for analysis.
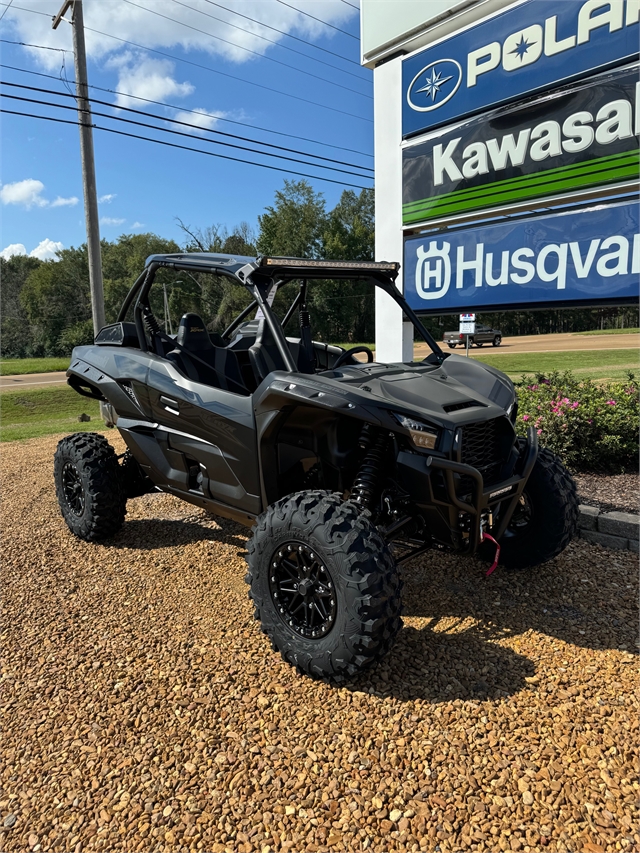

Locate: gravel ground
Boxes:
[1,434,638,853]
[573,473,638,515]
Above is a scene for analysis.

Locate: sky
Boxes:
[0,0,372,261]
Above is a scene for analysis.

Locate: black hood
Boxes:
[331,354,514,425]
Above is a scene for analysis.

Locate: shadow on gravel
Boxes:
[110,517,247,550]
[348,540,637,702]
[350,619,536,703]
[401,544,637,655]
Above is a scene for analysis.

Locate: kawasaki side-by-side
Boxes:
[54,254,578,681]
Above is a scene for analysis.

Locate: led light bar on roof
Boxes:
[261,257,399,271]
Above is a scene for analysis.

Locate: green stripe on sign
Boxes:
[403,148,638,211]
[402,150,639,224]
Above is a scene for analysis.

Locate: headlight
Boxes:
[392,412,439,450]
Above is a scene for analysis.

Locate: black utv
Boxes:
[54,254,578,682]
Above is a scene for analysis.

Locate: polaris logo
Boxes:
[415,233,640,300]
[467,1,639,89]
[402,0,640,135]
[407,59,462,112]
[432,85,640,187]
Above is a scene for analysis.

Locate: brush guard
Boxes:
[424,426,538,564]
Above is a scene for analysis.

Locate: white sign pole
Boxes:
[459,313,475,358]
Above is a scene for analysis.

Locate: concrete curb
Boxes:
[577,505,639,552]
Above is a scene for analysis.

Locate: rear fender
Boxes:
[67,346,153,420]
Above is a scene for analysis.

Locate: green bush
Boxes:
[515,371,639,473]
[56,320,95,355]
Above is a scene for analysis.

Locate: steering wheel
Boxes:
[333,345,374,369]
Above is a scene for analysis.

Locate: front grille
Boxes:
[460,418,504,486]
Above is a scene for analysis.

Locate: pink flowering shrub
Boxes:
[515,371,639,472]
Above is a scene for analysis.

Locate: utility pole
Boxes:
[53,0,105,335]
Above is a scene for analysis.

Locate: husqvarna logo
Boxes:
[407,60,462,112]
[415,241,452,299]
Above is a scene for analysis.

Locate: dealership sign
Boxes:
[403,201,639,313]
[402,0,640,138]
[403,65,639,226]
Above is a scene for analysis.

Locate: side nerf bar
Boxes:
[425,426,538,553]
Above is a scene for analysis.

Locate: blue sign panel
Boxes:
[404,200,639,313]
[402,0,640,138]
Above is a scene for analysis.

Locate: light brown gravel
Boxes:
[574,473,638,515]
[1,433,638,853]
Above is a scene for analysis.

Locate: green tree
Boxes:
[257,180,327,258]
[0,255,42,357]
[20,247,91,356]
[102,232,181,322]
[323,188,374,261]
[312,188,376,342]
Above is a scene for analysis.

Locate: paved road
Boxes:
[0,371,69,390]
[0,332,637,388]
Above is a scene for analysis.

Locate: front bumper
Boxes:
[396,426,538,555]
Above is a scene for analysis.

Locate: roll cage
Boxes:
[116,253,446,368]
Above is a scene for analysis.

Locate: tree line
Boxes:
[0,179,636,359]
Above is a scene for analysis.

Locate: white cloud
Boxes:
[0,243,27,260]
[172,107,221,134]
[99,193,117,204]
[100,216,126,226]
[131,221,145,229]
[50,196,79,208]
[0,1,357,71]
[109,56,194,109]
[0,180,79,210]
[1,239,65,261]
[0,179,48,209]
[30,239,64,261]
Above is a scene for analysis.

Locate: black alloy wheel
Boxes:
[268,542,336,639]
[54,432,126,541]
[62,461,85,516]
[246,490,403,682]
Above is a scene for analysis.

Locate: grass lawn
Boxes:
[573,328,639,336]
[0,357,70,376]
[468,348,639,382]
[0,387,105,442]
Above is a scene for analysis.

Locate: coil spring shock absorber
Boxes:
[351,425,388,511]
[142,304,161,336]
[141,305,163,354]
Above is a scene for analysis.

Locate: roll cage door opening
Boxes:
[117,260,445,367]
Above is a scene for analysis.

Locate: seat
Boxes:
[166,313,246,394]
[248,320,288,385]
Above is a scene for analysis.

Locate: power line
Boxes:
[0,3,373,123]
[274,0,359,40]
[2,79,373,172]
[122,0,371,100]
[170,0,369,84]
[339,0,360,10]
[1,85,373,178]
[0,56,374,158]
[0,106,372,189]
[0,0,15,21]
[202,0,363,69]
[0,38,69,52]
